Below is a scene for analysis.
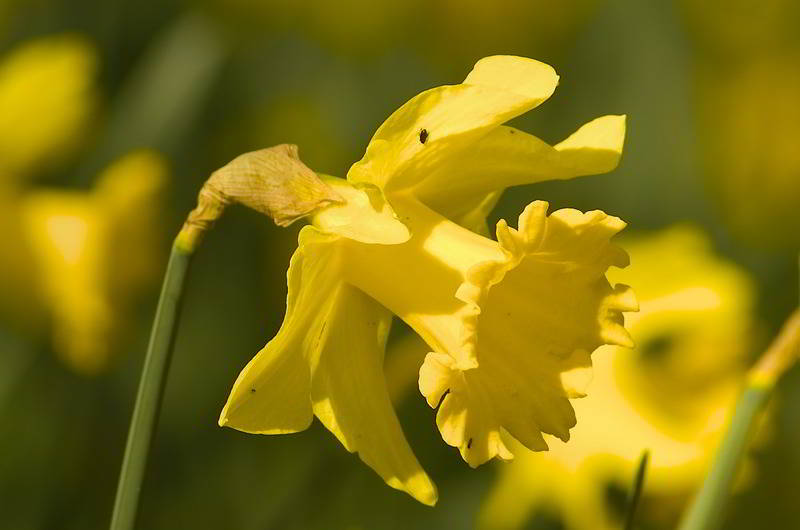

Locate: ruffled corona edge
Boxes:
[420,201,639,467]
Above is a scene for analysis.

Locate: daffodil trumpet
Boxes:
[219,55,634,505]
[110,145,338,530]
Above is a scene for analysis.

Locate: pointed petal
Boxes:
[310,284,437,505]
[417,115,626,222]
[219,227,339,433]
[348,56,558,192]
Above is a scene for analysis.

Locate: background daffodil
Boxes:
[20,151,167,374]
[220,55,633,504]
[0,33,98,332]
[0,34,96,179]
[478,225,757,530]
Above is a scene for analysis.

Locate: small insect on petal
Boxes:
[419,128,429,144]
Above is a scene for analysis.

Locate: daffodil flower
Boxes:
[0,33,98,330]
[220,56,635,504]
[21,151,167,374]
[0,34,96,178]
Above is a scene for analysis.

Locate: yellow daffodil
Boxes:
[479,226,755,530]
[0,34,97,178]
[0,33,98,330]
[220,56,633,504]
[21,151,167,374]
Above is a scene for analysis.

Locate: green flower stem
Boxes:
[110,240,194,530]
[676,384,770,530]
[678,309,800,530]
[623,450,649,530]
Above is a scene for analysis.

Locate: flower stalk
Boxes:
[109,240,193,530]
[678,308,800,530]
[109,145,338,530]
[623,450,649,530]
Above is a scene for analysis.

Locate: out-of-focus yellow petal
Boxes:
[17,150,167,374]
[95,150,168,300]
[311,175,410,244]
[0,34,97,177]
[309,282,437,505]
[348,56,558,192]
[21,192,110,374]
[416,115,626,226]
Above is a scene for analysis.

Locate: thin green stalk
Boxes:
[110,242,193,530]
[678,309,800,530]
[623,450,649,530]
[676,385,770,530]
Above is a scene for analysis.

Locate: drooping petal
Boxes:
[222,225,435,503]
[348,56,558,192]
[309,282,437,505]
[420,201,637,467]
[20,192,111,374]
[416,115,626,224]
[218,228,338,433]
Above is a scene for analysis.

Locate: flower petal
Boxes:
[348,56,558,192]
[218,228,338,433]
[309,283,437,505]
[222,226,435,503]
[311,175,410,244]
[416,115,626,224]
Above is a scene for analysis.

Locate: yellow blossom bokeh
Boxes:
[20,151,167,374]
[0,34,97,179]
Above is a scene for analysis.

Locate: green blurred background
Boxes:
[1,0,798,528]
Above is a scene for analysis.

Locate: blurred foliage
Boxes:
[0,0,797,529]
[681,0,800,249]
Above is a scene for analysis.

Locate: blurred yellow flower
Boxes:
[0,34,97,178]
[221,55,633,504]
[0,32,99,332]
[478,225,755,530]
[20,151,167,375]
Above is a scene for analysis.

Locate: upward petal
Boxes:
[416,115,626,225]
[348,56,558,192]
